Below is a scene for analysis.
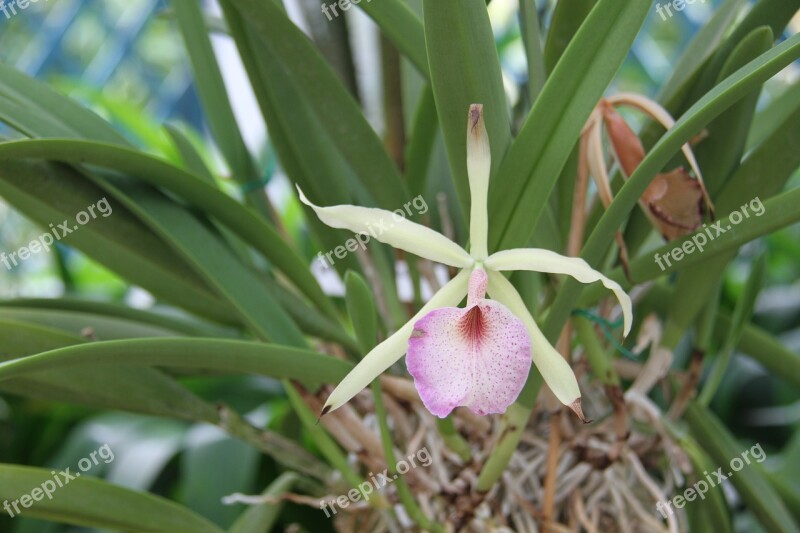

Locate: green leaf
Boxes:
[0,93,75,139]
[0,138,336,320]
[217,0,367,277]
[694,26,773,196]
[0,158,232,323]
[164,123,216,182]
[345,271,378,353]
[542,0,597,73]
[0,319,219,422]
[0,303,228,339]
[224,0,409,211]
[181,429,259,527]
[747,80,800,151]
[0,338,353,390]
[170,0,260,193]
[405,84,439,197]
[357,0,428,77]
[424,0,512,217]
[685,402,799,532]
[0,138,305,344]
[1,297,233,337]
[0,464,223,532]
[715,312,800,389]
[261,274,358,350]
[671,430,733,533]
[0,63,129,145]
[655,0,746,106]
[687,0,800,103]
[56,81,184,161]
[519,0,547,102]
[0,87,262,329]
[698,254,765,404]
[489,0,652,252]
[87,178,305,345]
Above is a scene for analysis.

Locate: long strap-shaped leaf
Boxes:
[686,403,799,532]
[585,187,800,290]
[0,75,253,325]
[170,0,263,205]
[0,62,130,146]
[219,0,408,326]
[0,307,211,340]
[0,465,223,532]
[686,0,800,104]
[0,320,218,423]
[0,338,353,390]
[358,0,428,77]
[0,138,336,320]
[218,0,373,278]
[0,297,238,338]
[94,180,305,345]
[542,0,597,74]
[489,0,652,252]
[0,158,232,323]
[424,0,512,217]
[225,0,409,211]
[655,0,746,106]
[0,133,305,341]
[691,26,773,197]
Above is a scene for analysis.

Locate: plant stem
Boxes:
[434,417,472,463]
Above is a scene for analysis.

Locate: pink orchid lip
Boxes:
[406,269,532,418]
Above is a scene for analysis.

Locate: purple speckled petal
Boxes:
[406,299,532,418]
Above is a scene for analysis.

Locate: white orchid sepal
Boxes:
[297,187,474,269]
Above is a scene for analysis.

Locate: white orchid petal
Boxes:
[467,104,491,260]
[297,187,473,268]
[486,271,581,406]
[485,248,632,336]
[322,269,471,414]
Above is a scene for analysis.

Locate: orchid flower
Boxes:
[300,104,632,421]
